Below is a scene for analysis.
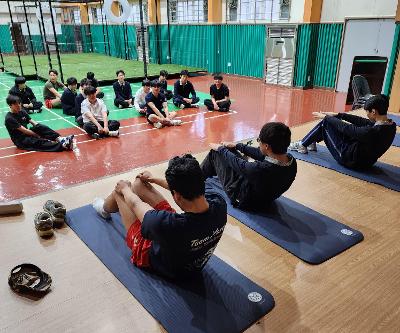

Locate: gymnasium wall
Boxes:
[293,23,343,88]
[320,0,397,23]
[148,24,266,78]
[384,23,400,97]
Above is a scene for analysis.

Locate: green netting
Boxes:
[0,25,14,53]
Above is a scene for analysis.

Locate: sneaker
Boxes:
[59,137,69,149]
[64,135,74,150]
[153,122,163,129]
[179,104,185,109]
[92,198,111,220]
[26,109,34,114]
[91,133,101,140]
[170,119,182,126]
[34,212,54,237]
[8,263,52,294]
[288,141,308,154]
[43,200,66,228]
[108,130,119,137]
[191,103,199,108]
[37,108,42,113]
[307,142,317,152]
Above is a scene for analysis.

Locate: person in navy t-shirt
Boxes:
[93,154,227,280]
[145,80,182,129]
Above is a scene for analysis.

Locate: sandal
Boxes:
[8,263,52,294]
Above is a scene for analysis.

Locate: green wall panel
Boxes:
[0,25,14,53]
[294,23,343,89]
[148,24,265,78]
[384,23,400,97]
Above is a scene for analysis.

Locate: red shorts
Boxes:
[126,200,176,267]
[45,99,53,109]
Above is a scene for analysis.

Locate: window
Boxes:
[73,9,81,24]
[127,0,148,24]
[169,0,208,23]
[90,7,98,24]
[226,0,290,22]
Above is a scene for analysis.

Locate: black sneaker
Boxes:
[9,263,52,294]
[43,200,66,227]
[91,133,101,140]
[34,212,54,237]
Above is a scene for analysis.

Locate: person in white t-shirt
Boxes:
[81,86,120,139]
[134,79,151,115]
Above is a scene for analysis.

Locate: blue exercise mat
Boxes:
[206,177,364,265]
[291,145,400,192]
[66,205,275,333]
[389,114,400,125]
[393,133,400,147]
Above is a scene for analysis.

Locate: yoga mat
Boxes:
[389,114,400,125]
[393,133,400,147]
[206,178,364,265]
[66,205,275,333]
[291,145,400,192]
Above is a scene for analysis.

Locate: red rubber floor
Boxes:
[0,75,347,201]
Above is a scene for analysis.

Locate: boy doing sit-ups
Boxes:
[93,154,227,279]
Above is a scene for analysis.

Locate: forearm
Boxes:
[236,143,264,161]
[151,178,169,190]
[86,113,101,127]
[18,127,39,137]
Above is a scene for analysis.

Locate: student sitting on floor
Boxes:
[173,70,200,109]
[61,77,78,116]
[4,95,74,152]
[9,76,43,114]
[204,74,231,112]
[288,94,396,170]
[81,86,120,139]
[43,69,66,109]
[134,79,151,115]
[146,80,181,128]
[75,78,91,127]
[92,154,227,279]
[201,122,297,211]
[87,72,104,99]
[113,69,133,108]
[158,70,173,100]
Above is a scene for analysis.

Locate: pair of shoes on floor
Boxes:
[59,135,74,150]
[8,263,52,296]
[154,119,182,129]
[91,131,119,139]
[92,198,111,220]
[34,200,66,238]
[288,141,318,154]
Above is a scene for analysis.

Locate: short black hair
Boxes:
[80,78,91,86]
[87,72,95,80]
[165,154,205,200]
[142,79,151,87]
[6,95,21,106]
[66,77,77,86]
[116,69,125,76]
[15,76,26,85]
[364,94,389,115]
[259,122,291,154]
[49,69,58,75]
[180,69,189,76]
[213,74,223,80]
[160,70,168,77]
[151,80,162,87]
[84,86,97,96]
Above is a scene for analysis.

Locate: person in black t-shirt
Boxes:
[4,95,74,152]
[158,70,173,100]
[145,80,182,128]
[93,154,227,280]
[9,76,43,114]
[173,69,200,109]
[87,72,104,99]
[204,74,231,112]
[289,94,396,169]
[61,77,78,116]
[113,70,133,108]
[201,122,297,211]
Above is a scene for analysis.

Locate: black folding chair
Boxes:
[351,75,374,110]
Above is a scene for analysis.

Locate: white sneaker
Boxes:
[108,130,119,137]
[179,104,185,109]
[170,119,182,126]
[307,142,317,152]
[288,141,308,154]
[191,103,199,108]
[92,198,111,220]
[153,122,163,129]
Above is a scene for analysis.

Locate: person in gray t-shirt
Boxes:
[43,69,65,109]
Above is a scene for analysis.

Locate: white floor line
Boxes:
[0,111,236,159]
